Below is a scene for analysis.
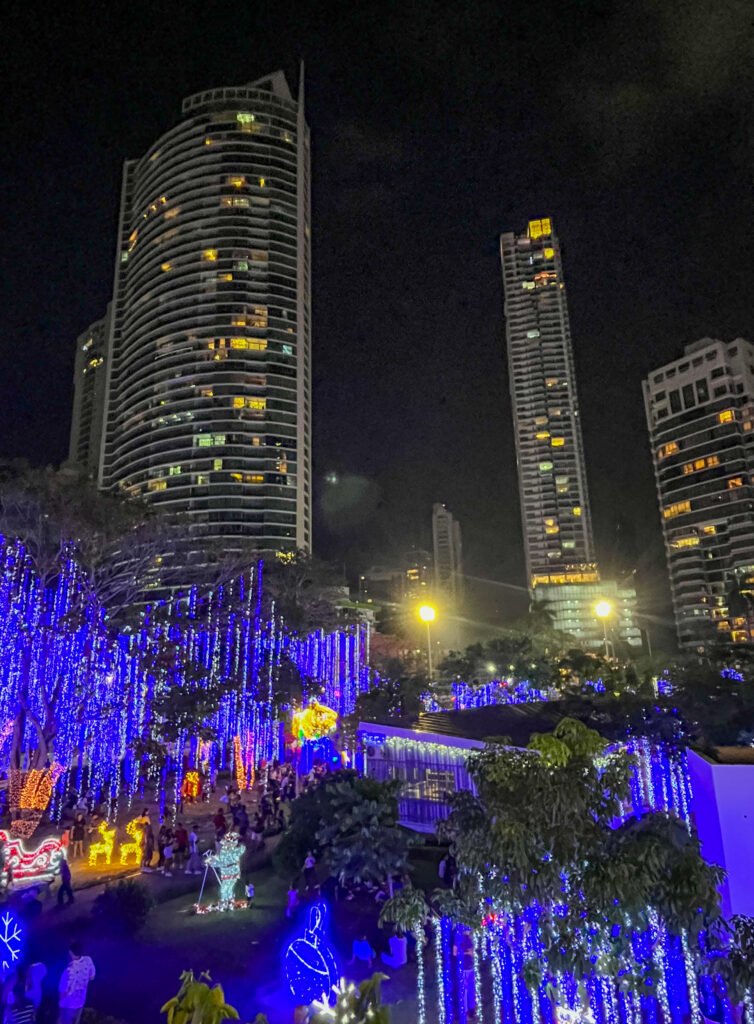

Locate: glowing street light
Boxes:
[418,604,437,679]
[594,599,614,658]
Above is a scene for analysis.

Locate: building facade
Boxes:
[500,218,640,648]
[98,71,311,578]
[432,502,463,603]
[643,337,754,648]
[69,307,110,477]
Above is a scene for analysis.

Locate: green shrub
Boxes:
[92,878,154,933]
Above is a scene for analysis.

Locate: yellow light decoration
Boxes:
[292,700,339,742]
[233,734,255,791]
[119,818,144,866]
[89,821,116,867]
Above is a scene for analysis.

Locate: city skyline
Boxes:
[2,2,752,633]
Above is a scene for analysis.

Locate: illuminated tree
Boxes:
[440,718,722,995]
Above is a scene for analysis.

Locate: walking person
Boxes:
[70,815,86,861]
[57,857,74,907]
[57,941,95,1024]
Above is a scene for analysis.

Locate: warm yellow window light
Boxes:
[203,249,218,262]
[719,409,735,424]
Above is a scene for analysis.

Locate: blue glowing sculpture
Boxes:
[284,902,338,1006]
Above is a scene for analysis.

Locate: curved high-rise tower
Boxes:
[99,70,311,577]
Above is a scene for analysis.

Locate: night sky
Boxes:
[2,1,752,630]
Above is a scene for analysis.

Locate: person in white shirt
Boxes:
[58,941,95,1024]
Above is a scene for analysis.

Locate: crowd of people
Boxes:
[1,941,95,1024]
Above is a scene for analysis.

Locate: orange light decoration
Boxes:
[182,770,200,802]
[233,733,255,791]
[292,699,339,743]
[89,821,116,867]
[19,764,64,812]
[119,818,144,866]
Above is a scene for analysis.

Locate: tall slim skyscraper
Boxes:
[98,70,311,577]
[500,218,640,649]
[432,503,463,603]
[69,306,110,477]
[643,337,754,649]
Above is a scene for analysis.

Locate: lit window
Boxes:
[543,247,555,259]
[719,409,735,423]
[195,433,226,447]
[522,281,535,291]
[535,431,550,440]
[217,273,233,282]
[258,177,266,188]
[545,525,560,535]
[248,397,266,410]
[164,206,179,220]
[168,465,181,476]
[235,260,249,271]
[204,137,213,146]
[545,378,558,388]
[251,250,268,262]
[230,473,243,482]
[528,218,552,239]
[203,249,218,262]
[245,474,264,484]
[539,461,553,472]
[227,175,246,188]
[196,474,209,485]
[213,458,223,471]
[231,315,247,327]
[236,112,258,133]
[199,387,213,398]
[252,436,261,446]
[250,306,268,328]
[663,500,691,519]
[670,535,700,550]
[702,524,717,535]
[161,261,172,272]
[127,229,138,252]
[551,437,565,447]
[147,479,167,492]
[526,329,541,339]
[535,416,548,426]
[220,196,250,208]
[572,506,582,516]
[562,540,575,549]
[728,476,744,489]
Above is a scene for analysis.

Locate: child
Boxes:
[161,840,174,876]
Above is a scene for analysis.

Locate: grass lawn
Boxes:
[20,864,426,1023]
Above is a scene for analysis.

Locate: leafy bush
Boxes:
[92,878,154,933]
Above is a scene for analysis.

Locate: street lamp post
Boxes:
[594,599,613,658]
[418,604,437,681]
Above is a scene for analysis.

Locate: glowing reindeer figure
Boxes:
[118,818,144,867]
[88,821,116,867]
